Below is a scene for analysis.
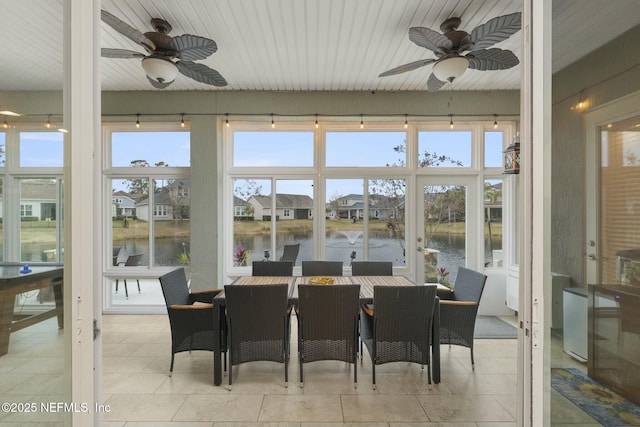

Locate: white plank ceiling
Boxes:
[1,0,639,92]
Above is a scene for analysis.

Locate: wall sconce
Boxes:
[503,131,520,174]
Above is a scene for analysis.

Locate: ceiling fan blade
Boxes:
[378,58,436,77]
[170,34,218,61]
[409,27,452,53]
[176,61,228,86]
[466,48,520,70]
[101,48,146,59]
[469,12,521,51]
[101,9,156,51]
[147,76,173,89]
[427,73,446,92]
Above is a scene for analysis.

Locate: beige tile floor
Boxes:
[0,313,603,426]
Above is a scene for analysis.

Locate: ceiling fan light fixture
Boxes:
[432,56,469,83]
[141,57,178,84]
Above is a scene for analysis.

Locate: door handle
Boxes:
[587,253,597,260]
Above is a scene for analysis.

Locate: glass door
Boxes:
[415,176,477,285]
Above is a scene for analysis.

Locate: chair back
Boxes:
[351,261,393,276]
[452,267,487,302]
[301,260,343,276]
[372,285,437,364]
[279,243,300,264]
[124,253,143,267]
[113,246,122,266]
[297,284,360,362]
[252,261,294,276]
[159,267,190,306]
[224,284,289,365]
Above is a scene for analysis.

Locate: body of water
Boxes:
[24,232,501,284]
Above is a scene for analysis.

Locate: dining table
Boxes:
[212,274,440,386]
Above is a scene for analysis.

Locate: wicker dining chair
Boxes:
[301,260,343,276]
[159,267,224,376]
[438,267,488,369]
[351,261,393,276]
[297,284,360,388]
[360,285,438,389]
[224,283,290,388]
[251,260,294,276]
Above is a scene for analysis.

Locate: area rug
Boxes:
[474,315,517,339]
[551,368,640,426]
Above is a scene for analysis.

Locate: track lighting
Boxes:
[2,116,8,129]
[180,113,185,128]
[225,114,230,127]
[449,115,454,129]
[404,115,408,129]
[271,114,275,128]
[135,114,140,128]
[45,114,51,129]
[315,114,319,129]
[493,114,498,129]
[360,115,364,129]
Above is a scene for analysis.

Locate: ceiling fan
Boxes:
[100,9,228,89]
[379,12,521,91]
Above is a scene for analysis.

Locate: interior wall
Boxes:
[551,24,640,287]
[3,89,519,288]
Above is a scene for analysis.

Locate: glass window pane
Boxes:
[326,179,364,264]
[233,131,313,167]
[20,178,61,262]
[111,177,149,264]
[0,178,3,261]
[153,179,190,267]
[326,132,407,167]
[20,132,64,167]
[485,131,504,167]
[112,132,190,167]
[484,179,503,267]
[422,183,466,284]
[233,178,272,268]
[275,179,313,265]
[0,132,5,166]
[418,131,471,167]
[368,179,406,266]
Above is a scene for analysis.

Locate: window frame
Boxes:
[223,119,516,279]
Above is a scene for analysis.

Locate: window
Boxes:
[20,132,64,167]
[20,204,33,217]
[233,131,314,167]
[326,132,407,167]
[104,124,191,309]
[225,120,515,280]
[418,131,472,167]
[111,131,190,167]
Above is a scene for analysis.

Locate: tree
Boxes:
[371,143,464,252]
[124,159,150,196]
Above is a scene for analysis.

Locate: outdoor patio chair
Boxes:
[301,260,343,276]
[351,261,393,276]
[115,253,143,299]
[279,243,300,265]
[224,283,290,389]
[112,246,122,266]
[297,284,360,388]
[360,285,438,389]
[438,266,487,369]
[159,267,224,376]
[252,260,294,276]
